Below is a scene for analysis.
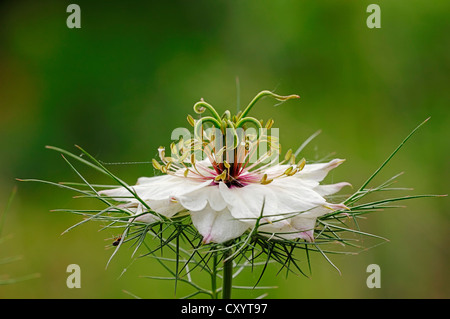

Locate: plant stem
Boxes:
[211,252,218,299]
[222,246,233,299]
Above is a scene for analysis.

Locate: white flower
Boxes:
[99,91,350,244]
[100,156,349,243]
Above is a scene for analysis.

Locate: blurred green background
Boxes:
[0,0,448,299]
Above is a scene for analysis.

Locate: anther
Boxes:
[260,174,273,185]
[214,170,227,182]
[297,158,306,171]
[284,149,292,162]
[186,114,195,127]
[284,166,293,176]
[152,159,162,170]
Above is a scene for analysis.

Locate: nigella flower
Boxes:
[100,91,350,244]
[21,87,439,300]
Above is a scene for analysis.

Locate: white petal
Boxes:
[298,202,348,219]
[259,163,290,177]
[258,218,315,242]
[266,177,328,216]
[132,203,161,224]
[292,203,348,240]
[145,198,184,217]
[219,182,275,220]
[258,202,348,242]
[313,182,352,196]
[99,175,211,217]
[117,202,161,224]
[190,206,249,244]
[296,159,346,183]
[220,178,327,222]
[175,184,227,212]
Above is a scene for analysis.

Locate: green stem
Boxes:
[211,252,218,299]
[344,117,430,205]
[222,246,233,299]
[193,116,222,141]
[238,90,300,121]
[193,100,222,122]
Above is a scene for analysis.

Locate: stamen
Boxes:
[214,170,227,182]
[152,158,162,170]
[284,166,293,176]
[260,174,273,185]
[186,114,195,127]
[154,90,301,187]
[265,118,274,129]
[289,153,296,165]
[284,149,292,162]
[297,158,306,171]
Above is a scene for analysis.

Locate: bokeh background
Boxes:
[0,0,448,299]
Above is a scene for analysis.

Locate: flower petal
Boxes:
[314,182,352,196]
[116,202,161,224]
[258,202,348,242]
[296,159,346,183]
[131,202,161,224]
[219,182,276,220]
[190,206,249,244]
[220,178,328,222]
[175,184,227,212]
[99,175,211,217]
[257,218,316,242]
[266,177,329,216]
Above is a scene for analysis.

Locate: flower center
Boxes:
[151,90,304,187]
